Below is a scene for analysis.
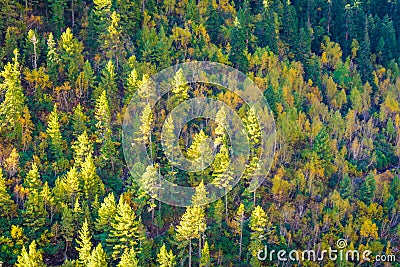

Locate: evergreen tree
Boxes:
[88,244,108,267]
[72,104,88,137]
[175,205,206,267]
[46,104,64,160]
[49,0,65,37]
[118,247,139,267]
[76,219,92,267]
[359,173,376,205]
[200,241,210,267]
[107,196,144,260]
[72,131,93,169]
[170,68,189,108]
[229,17,248,72]
[24,163,42,191]
[80,153,104,202]
[339,174,353,200]
[0,170,17,219]
[157,244,176,267]
[0,49,26,144]
[97,61,119,115]
[16,241,45,267]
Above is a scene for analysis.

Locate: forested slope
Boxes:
[0,0,399,266]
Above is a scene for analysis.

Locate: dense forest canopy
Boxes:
[0,0,399,266]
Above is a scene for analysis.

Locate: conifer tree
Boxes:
[24,163,42,191]
[95,192,117,239]
[80,153,104,202]
[97,61,119,115]
[46,104,64,160]
[118,247,139,267]
[16,241,45,267]
[212,143,232,220]
[339,174,353,200]
[157,244,176,267]
[108,196,144,260]
[95,90,111,140]
[72,104,88,137]
[0,170,17,219]
[23,190,48,239]
[0,49,26,144]
[187,130,212,182]
[76,219,92,267]
[175,205,206,267]
[88,244,108,267]
[200,241,210,267]
[61,206,74,255]
[236,203,245,259]
[170,68,189,108]
[58,28,84,84]
[359,173,376,205]
[72,131,93,169]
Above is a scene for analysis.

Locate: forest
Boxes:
[0,0,400,266]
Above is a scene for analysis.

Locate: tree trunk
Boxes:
[225,191,228,221]
[189,239,192,267]
[239,220,243,259]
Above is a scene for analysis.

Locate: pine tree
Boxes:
[249,206,271,266]
[124,68,139,105]
[191,180,208,206]
[236,203,245,259]
[212,143,232,220]
[229,17,248,72]
[0,170,17,219]
[49,0,65,37]
[0,49,26,144]
[46,33,59,84]
[162,115,177,180]
[76,219,92,267]
[140,165,159,223]
[58,28,84,84]
[88,244,108,267]
[23,190,48,239]
[359,173,376,205]
[95,90,111,140]
[95,192,117,240]
[157,244,176,267]
[80,153,104,202]
[118,247,139,267]
[175,205,206,267]
[72,104,88,137]
[101,11,126,69]
[339,174,353,199]
[200,241,210,267]
[108,196,144,260]
[24,163,42,191]
[97,61,119,115]
[16,241,45,267]
[72,131,93,169]
[61,206,74,255]
[170,68,189,108]
[46,104,64,160]
[186,130,212,182]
